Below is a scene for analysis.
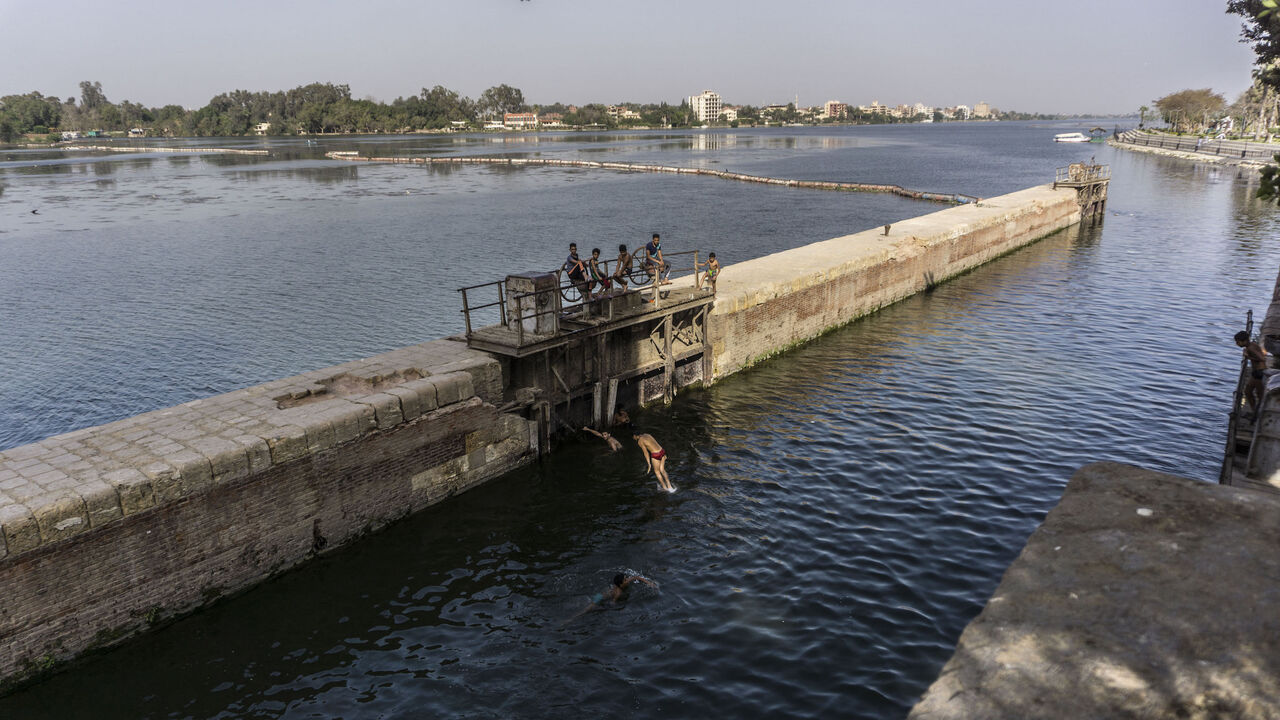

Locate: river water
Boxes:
[1,124,1278,718]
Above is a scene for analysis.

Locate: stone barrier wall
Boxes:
[0,339,533,688]
[704,184,1082,378]
[0,182,1085,690]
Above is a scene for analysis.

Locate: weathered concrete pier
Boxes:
[909,462,1280,720]
[0,175,1094,689]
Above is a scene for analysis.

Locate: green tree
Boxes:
[478,84,526,117]
[1228,1,1280,88]
[79,80,107,111]
[1154,88,1225,132]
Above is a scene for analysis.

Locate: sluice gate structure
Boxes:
[0,171,1102,691]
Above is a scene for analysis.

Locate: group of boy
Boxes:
[582,413,674,493]
[561,233,719,301]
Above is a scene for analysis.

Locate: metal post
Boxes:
[663,314,674,403]
[606,378,618,426]
[461,288,472,338]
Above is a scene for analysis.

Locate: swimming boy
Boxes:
[563,573,659,625]
[1235,330,1268,417]
[695,252,720,293]
[633,427,674,492]
[582,425,622,452]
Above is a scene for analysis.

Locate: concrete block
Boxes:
[186,436,246,486]
[169,448,215,494]
[264,424,309,465]
[79,479,123,527]
[102,468,156,515]
[385,386,422,422]
[31,492,89,544]
[431,372,474,407]
[356,393,404,430]
[404,378,439,413]
[0,503,40,555]
[140,460,182,503]
[325,404,366,445]
[228,434,273,473]
[1,443,47,462]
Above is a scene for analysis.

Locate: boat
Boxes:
[1054,132,1090,143]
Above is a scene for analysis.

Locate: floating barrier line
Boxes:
[62,145,270,155]
[325,152,980,204]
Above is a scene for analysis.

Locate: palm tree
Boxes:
[1139,105,1149,128]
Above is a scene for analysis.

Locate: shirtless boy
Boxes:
[633,428,674,492]
[1235,330,1268,417]
[695,252,720,293]
[588,248,611,297]
[582,425,622,452]
[563,573,659,626]
[612,244,631,290]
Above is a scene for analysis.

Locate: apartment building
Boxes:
[687,90,723,123]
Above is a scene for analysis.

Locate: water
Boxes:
[1,124,1278,719]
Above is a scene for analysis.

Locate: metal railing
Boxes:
[1220,310,1255,484]
[1118,130,1280,163]
[1054,163,1110,184]
[458,249,708,345]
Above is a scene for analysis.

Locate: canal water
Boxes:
[2,125,1279,718]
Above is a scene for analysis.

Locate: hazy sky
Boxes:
[0,0,1260,114]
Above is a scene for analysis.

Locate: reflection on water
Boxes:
[230,165,360,184]
[2,125,1279,718]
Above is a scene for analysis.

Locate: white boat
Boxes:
[1054,132,1090,143]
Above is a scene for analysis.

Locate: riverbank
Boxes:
[0,180,1085,691]
[909,462,1280,719]
[1110,129,1272,168]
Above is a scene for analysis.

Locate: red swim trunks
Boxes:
[650,449,666,460]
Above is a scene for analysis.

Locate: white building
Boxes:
[687,90,723,123]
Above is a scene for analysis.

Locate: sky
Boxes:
[0,0,1261,114]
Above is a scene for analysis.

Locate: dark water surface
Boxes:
[2,124,1279,719]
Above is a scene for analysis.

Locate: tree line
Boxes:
[0,81,707,141]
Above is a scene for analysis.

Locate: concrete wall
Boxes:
[704,184,1081,378]
[0,339,533,688]
[0,182,1085,690]
[910,462,1280,719]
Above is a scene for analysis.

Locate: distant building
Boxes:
[721,106,738,123]
[128,127,147,137]
[862,101,889,116]
[538,113,565,128]
[952,105,971,120]
[503,112,538,129]
[973,102,991,118]
[912,103,932,118]
[450,120,469,131]
[824,101,849,120]
[484,119,505,130]
[253,122,271,135]
[606,106,641,122]
[687,90,722,123]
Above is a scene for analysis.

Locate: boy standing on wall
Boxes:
[695,252,720,294]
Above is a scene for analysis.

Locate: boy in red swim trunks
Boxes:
[632,427,673,492]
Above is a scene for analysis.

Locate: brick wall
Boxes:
[0,342,533,688]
